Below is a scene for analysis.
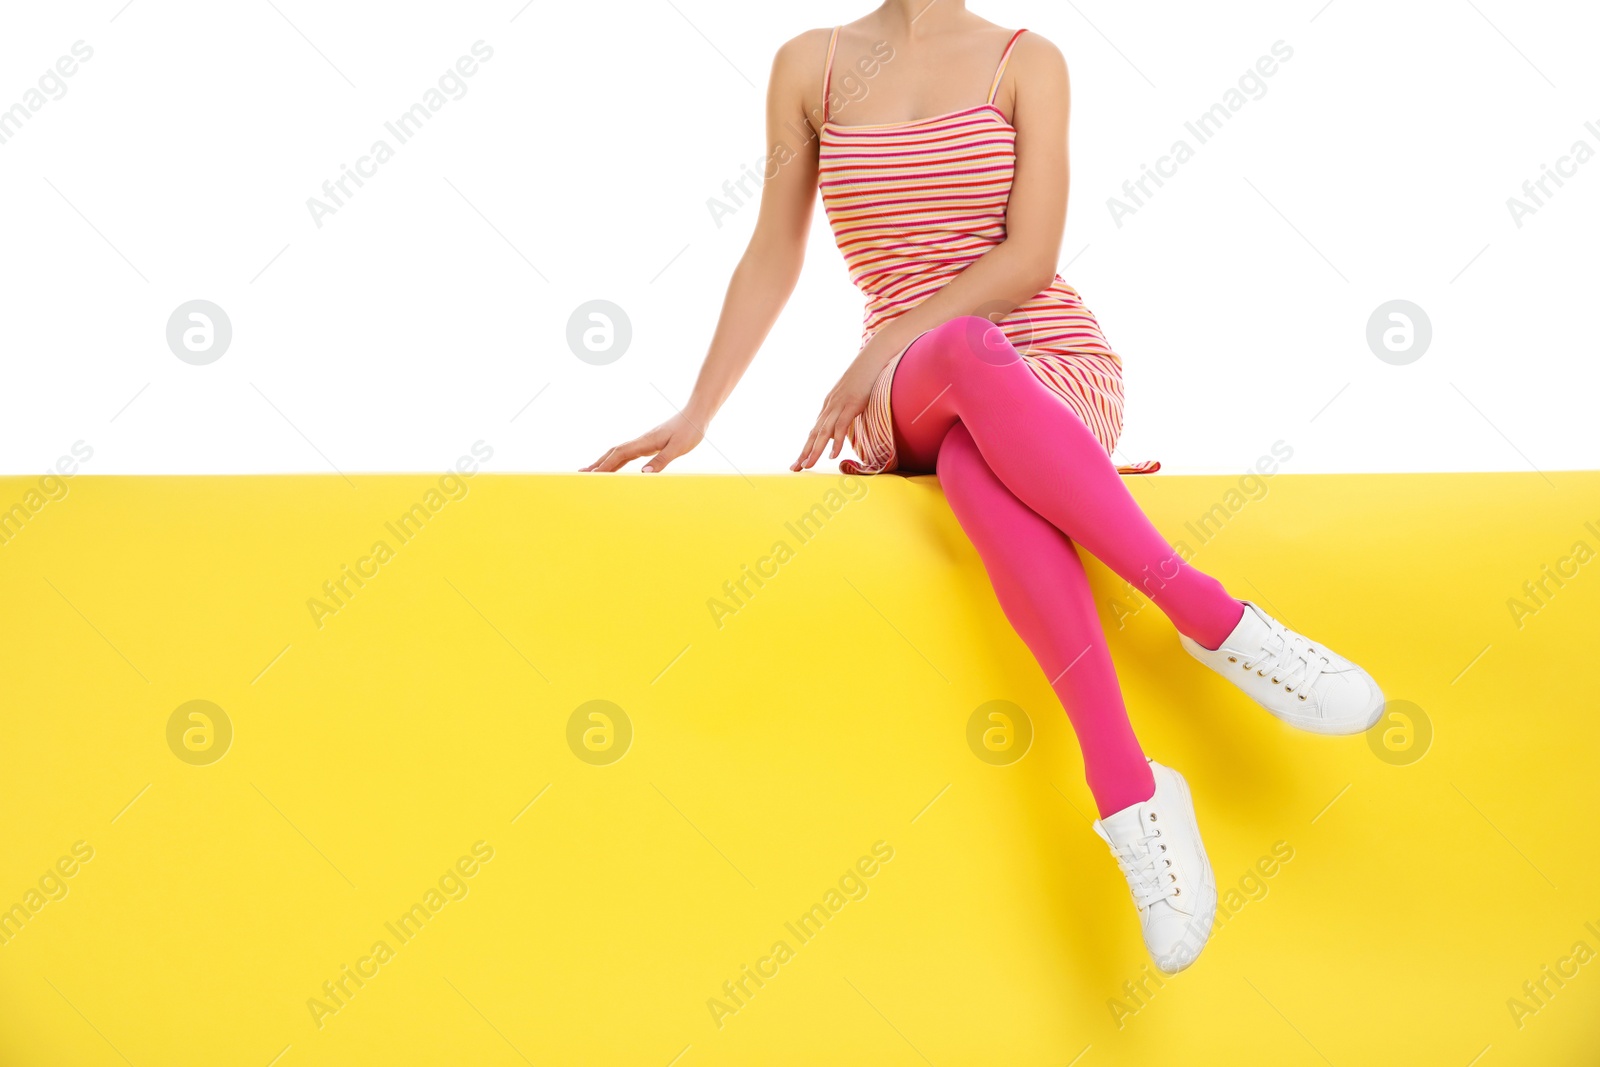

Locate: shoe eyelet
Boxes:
[1284,685,1292,692]
[1160,843,1167,851]
[1257,669,1267,676]
[1271,677,1281,684]
[1298,695,1307,702]
[1148,813,1157,822]
[1227,656,1237,662]
[1165,859,1172,867]
[1174,887,1181,896]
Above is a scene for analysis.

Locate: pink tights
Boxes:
[889,316,1245,817]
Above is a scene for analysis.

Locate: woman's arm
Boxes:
[584,32,826,473]
[792,32,1072,470]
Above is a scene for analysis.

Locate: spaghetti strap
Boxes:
[986,28,1029,105]
[821,26,841,124]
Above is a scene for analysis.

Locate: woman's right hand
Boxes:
[581,411,706,473]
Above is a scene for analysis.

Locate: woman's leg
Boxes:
[891,316,1245,650]
[937,422,1155,817]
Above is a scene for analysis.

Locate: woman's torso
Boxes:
[814,27,1118,366]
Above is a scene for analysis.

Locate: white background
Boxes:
[0,0,1594,477]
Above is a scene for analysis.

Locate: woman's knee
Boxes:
[918,316,1023,379]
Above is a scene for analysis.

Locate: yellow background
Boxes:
[1,470,1596,1065]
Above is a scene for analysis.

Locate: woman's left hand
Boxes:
[791,350,886,471]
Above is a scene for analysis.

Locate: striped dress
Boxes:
[817,26,1159,477]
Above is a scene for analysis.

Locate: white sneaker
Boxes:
[1180,600,1384,735]
[1093,761,1217,974]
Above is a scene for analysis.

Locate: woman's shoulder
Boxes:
[1008,28,1066,69]
[1002,27,1068,104]
[771,27,837,72]
[763,28,834,109]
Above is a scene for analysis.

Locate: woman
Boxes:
[584,2,1383,974]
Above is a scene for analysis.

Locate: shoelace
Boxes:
[1109,814,1178,909]
[1241,618,1331,700]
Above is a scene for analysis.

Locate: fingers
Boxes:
[797,417,835,471]
[829,416,850,459]
[791,422,821,471]
[581,446,627,472]
[800,422,830,471]
[642,439,685,473]
[590,437,653,473]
